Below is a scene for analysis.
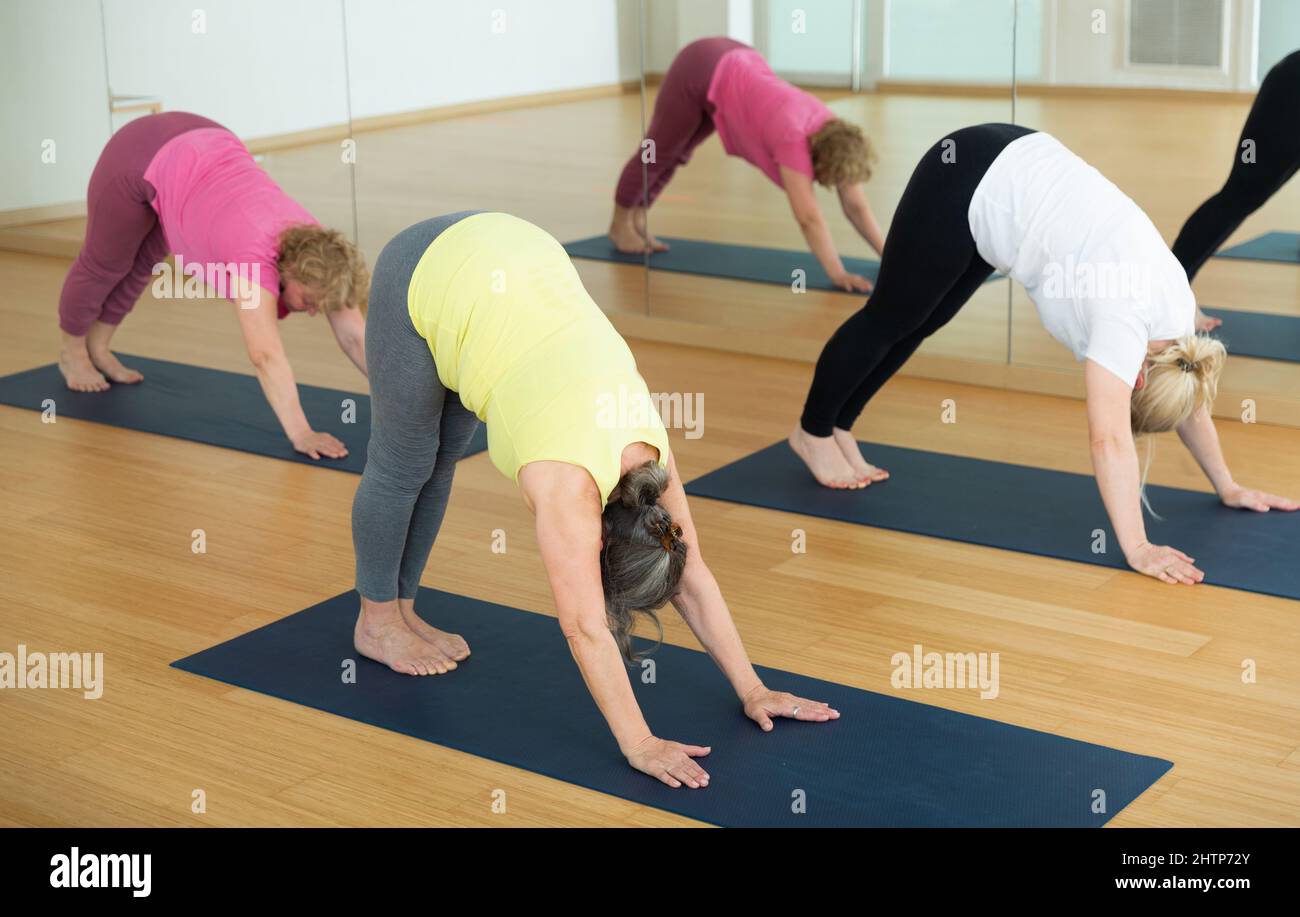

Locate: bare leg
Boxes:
[787,424,868,489]
[398,598,471,661]
[832,427,889,482]
[58,332,110,392]
[354,596,461,676]
[85,320,143,384]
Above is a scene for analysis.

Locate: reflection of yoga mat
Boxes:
[686,441,1300,602]
[1215,231,1300,264]
[0,355,486,475]
[1201,307,1300,363]
[173,587,1171,827]
[565,235,882,292]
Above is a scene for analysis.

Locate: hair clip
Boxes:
[660,524,682,552]
[1178,359,1196,373]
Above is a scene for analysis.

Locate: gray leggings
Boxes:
[352,213,483,601]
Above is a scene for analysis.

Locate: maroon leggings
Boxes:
[58,111,224,336]
[614,37,747,209]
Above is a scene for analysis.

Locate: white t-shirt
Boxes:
[967,131,1195,386]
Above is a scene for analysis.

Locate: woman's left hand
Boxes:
[742,685,840,731]
[1220,483,1299,512]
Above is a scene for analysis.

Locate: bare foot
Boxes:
[610,220,652,254]
[788,425,868,489]
[399,600,471,662]
[354,608,460,676]
[88,349,143,384]
[630,208,670,252]
[59,348,109,392]
[832,428,889,483]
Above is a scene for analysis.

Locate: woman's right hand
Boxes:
[1195,308,1222,333]
[292,429,348,460]
[1125,541,1204,585]
[832,271,873,293]
[625,736,711,788]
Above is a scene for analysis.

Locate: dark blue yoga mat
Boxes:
[0,355,486,475]
[686,441,1300,602]
[1202,307,1300,363]
[172,587,1171,827]
[565,235,881,292]
[1215,231,1300,264]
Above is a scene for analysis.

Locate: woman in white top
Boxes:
[790,124,1296,585]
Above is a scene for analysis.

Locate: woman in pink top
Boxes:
[57,111,369,461]
[611,37,885,292]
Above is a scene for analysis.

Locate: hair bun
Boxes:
[618,460,667,509]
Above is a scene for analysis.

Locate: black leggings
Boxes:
[1171,50,1300,281]
[799,123,1034,436]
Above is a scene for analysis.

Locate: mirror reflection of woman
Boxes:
[1172,50,1300,333]
[611,37,884,292]
[790,124,1297,583]
[354,211,838,788]
[57,111,369,461]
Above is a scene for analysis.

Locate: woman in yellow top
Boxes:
[351,211,837,788]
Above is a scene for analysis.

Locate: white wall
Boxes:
[644,0,755,72]
[1023,0,1258,91]
[102,0,351,140]
[343,0,633,117]
[101,1,636,138]
[0,0,112,212]
[1258,0,1300,79]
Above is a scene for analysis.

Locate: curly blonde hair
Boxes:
[276,224,369,314]
[809,118,876,187]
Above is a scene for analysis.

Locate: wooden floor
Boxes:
[3,90,1300,827]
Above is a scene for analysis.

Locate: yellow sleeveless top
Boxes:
[406,212,669,503]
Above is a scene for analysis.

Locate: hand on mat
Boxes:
[832,271,873,293]
[1126,542,1204,585]
[1195,308,1223,333]
[293,429,348,460]
[625,736,711,789]
[742,685,840,731]
[1219,484,1299,513]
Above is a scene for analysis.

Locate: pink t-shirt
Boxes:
[706,48,835,187]
[143,128,318,319]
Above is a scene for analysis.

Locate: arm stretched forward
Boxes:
[1085,359,1201,584]
[528,463,711,789]
[656,450,840,731]
[1177,406,1297,512]
[781,166,872,293]
[235,285,347,460]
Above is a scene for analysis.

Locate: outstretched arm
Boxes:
[837,182,886,256]
[781,166,871,293]
[1177,406,1297,511]
[1085,359,1201,583]
[235,285,347,459]
[656,450,839,730]
[529,466,711,788]
[327,306,367,377]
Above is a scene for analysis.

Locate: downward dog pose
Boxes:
[790,124,1296,583]
[611,37,884,291]
[352,211,837,787]
[58,111,369,460]
[1173,50,1300,331]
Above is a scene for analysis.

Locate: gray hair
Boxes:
[600,461,686,662]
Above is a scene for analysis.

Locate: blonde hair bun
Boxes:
[1131,334,1226,435]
